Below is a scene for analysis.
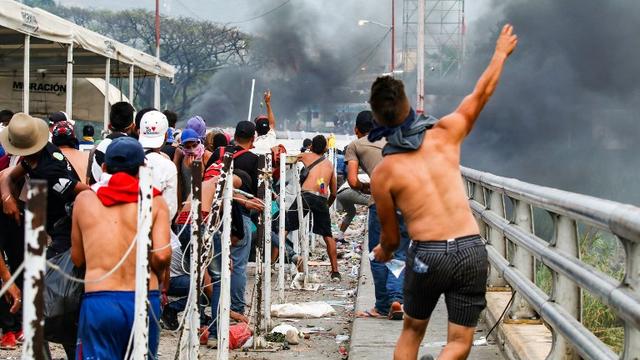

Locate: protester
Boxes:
[51,121,90,184]
[369,25,517,360]
[252,90,277,154]
[300,138,312,153]
[48,111,75,127]
[0,233,22,350]
[285,135,340,281]
[161,110,179,160]
[174,129,213,211]
[138,110,178,219]
[71,136,171,359]
[345,110,410,320]
[205,120,261,347]
[0,110,14,171]
[1,113,89,259]
[89,102,136,184]
[335,175,370,243]
[186,116,207,141]
[79,125,95,146]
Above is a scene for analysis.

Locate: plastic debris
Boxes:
[335,334,350,343]
[271,302,336,318]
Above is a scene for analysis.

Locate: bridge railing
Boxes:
[462,167,640,360]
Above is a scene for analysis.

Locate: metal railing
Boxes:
[462,167,640,360]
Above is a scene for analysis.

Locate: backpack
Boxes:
[299,156,325,186]
[204,147,250,181]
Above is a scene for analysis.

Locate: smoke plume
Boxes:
[427,0,640,205]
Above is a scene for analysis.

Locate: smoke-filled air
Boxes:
[426,0,640,205]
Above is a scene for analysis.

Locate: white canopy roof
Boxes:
[0,0,175,78]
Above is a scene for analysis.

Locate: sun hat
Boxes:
[0,113,49,156]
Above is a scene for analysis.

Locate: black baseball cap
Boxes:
[254,115,270,136]
[355,111,374,134]
[235,121,256,139]
[105,137,145,172]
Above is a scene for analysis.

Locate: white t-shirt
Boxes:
[252,129,277,154]
[145,151,178,220]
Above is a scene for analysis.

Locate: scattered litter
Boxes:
[308,261,331,266]
[271,301,336,318]
[265,332,286,343]
[335,334,350,343]
[385,259,406,278]
[338,344,349,359]
[473,337,488,346]
[290,273,323,290]
[422,337,488,348]
[229,323,253,349]
[302,327,327,333]
[349,265,359,278]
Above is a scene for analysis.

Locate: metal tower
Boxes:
[401,0,465,79]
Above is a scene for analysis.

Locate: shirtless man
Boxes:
[285,135,340,280]
[369,25,518,360]
[71,137,171,358]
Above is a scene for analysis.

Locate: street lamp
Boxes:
[357,0,396,73]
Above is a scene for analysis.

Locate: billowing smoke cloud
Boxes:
[190,1,388,131]
[427,0,640,205]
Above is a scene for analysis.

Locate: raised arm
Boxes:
[436,24,518,141]
[264,90,276,130]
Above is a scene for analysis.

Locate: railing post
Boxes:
[262,153,273,331]
[547,214,580,360]
[132,165,153,358]
[508,199,538,320]
[217,157,234,360]
[253,154,267,349]
[622,238,640,359]
[278,153,286,303]
[22,180,47,360]
[487,190,508,288]
[472,182,487,238]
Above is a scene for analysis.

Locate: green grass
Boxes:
[534,230,625,354]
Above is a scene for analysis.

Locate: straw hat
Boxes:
[0,113,49,156]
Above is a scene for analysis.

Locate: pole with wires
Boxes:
[217,155,234,360]
[22,180,47,360]
[262,153,273,332]
[132,165,153,358]
[278,153,286,303]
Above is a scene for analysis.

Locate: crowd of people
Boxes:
[0,23,516,360]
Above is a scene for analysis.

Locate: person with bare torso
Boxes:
[71,137,171,359]
[285,135,340,280]
[369,25,518,360]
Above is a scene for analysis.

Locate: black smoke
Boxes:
[190,1,387,133]
[427,0,640,205]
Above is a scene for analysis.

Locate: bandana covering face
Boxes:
[183,143,205,159]
[368,109,439,155]
[92,172,161,206]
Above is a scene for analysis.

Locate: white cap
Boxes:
[138,110,168,149]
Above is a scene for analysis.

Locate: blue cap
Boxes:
[105,137,145,172]
[181,128,200,143]
[166,127,175,143]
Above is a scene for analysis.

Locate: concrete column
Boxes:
[129,65,135,103]
[65,45,74,119]
[23,35,30,114]
[103,59,111,138]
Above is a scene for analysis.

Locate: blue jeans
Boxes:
[209,214,253,336]
[167,274,190,312]
[368,204,410,315]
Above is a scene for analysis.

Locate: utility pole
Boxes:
[154,0,161,109]
[391,0,395,73]
[416,0,425,114]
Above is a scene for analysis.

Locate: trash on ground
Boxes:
[271,301,336,318]
[229,323,253,349]
[335,334,350,343]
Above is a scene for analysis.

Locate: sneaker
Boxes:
[15,330,23,344]
[199,327,210,346]
[0,331,17,350]
[330,272,341,282]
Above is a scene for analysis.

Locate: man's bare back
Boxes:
[300,152,336,197]
[71,190,171,293]
[373,126,478,241]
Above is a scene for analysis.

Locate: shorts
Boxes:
[404,235,488,327]
[285,192,332,237]
[76,290,161,359]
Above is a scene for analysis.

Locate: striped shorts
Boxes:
[403,235,488,327]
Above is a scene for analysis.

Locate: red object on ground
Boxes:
[229,323,253,349]
[0,331,17,350]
